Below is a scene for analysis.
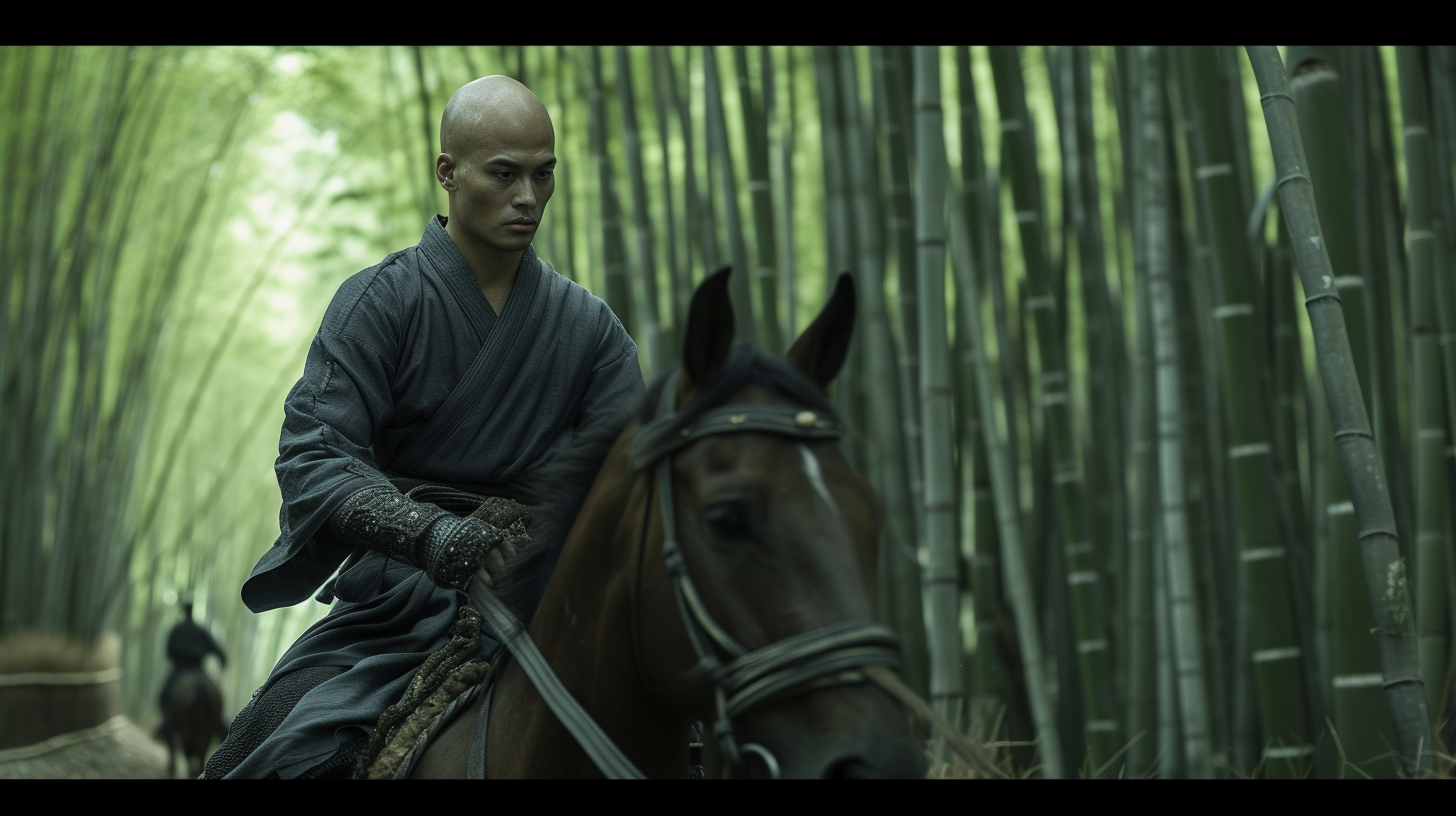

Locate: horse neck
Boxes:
[518,430,687,776]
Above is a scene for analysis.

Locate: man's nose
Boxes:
[512,179,537,209]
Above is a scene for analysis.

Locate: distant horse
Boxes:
[411,269,926,778]
[165,668,222,779]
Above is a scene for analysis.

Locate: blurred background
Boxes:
[0,45,1453,778]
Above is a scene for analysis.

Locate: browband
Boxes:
[628,370,842,472]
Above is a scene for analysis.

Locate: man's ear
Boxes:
[680,267,735,390]
[785,272,855,390]
[437,153,455,192]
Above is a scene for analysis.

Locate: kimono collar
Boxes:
[418,215,542,337]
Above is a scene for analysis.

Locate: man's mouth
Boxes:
[506,217,537,233]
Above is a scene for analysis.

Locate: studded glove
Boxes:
[326,485,518,590]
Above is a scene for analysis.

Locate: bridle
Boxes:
[624,368,904,778]
[468,365,904,779]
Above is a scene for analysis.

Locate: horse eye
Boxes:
[702,502,753,544]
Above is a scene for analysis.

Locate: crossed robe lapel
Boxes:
[391,224,547,475]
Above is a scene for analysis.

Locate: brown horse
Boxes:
[413,269,926,778]
[165,667,222,779]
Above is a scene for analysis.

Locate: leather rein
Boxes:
[469,369,903,779]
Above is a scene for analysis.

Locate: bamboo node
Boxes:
[1227,442,1271,459]
[1239,546,1286,562]
[1264,744,1315,759]
[1251,646,1301,663]
[1302,290,1341,308]
[1274,170,1308,189]
[1195,163,1233,180]
[1258,91,1295,107]
[1332,428,1374,442]
[1212,303,1255,320]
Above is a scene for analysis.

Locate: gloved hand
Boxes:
[326,486,528,590]
[418,514,524,590]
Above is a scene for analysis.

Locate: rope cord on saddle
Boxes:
[353,603,487,778]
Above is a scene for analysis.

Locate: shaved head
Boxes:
[440,75,553,158]
[435,76,556,299]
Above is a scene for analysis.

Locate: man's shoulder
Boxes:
[538,264,626,338]
[321,247,425,334]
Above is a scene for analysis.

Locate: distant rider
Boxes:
[156,599,228,741]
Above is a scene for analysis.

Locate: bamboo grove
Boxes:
[3,45,1455,779]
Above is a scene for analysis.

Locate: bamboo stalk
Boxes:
[771,46,798,340]
[735,46,785,353]
[1428,48,1456,744]
[702,46,756,344]
[1180,45,1316,775]
[1140,45,1215,778]
[588,47,633,333]
[990,44,1120,772]
[648,46,693,325]
[871,46,927,558]
[1245,44,1435,778]
[953,44,1015,736]
[947,156,1066,781]
[825,44,929,699]
[911,47,965,744]
[614,46,664,376]
[1283,45,1400,777]
[647,45,685,350]
[1395,45,1452,727]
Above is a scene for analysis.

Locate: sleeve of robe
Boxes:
[244,269,408,613]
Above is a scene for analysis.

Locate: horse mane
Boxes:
[494,344,837,626]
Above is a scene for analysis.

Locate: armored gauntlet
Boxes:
[326,485,507,590]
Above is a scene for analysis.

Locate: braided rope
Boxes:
[354,603,484,777]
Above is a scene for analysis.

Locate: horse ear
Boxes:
[785,272,856,389]
[681,267,736,389]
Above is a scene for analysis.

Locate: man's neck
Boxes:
[444,217,523,315]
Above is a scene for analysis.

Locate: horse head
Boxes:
[631,268,927,779]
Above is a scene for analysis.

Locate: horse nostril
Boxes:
[823,757,874,779]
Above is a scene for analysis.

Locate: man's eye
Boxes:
[496,172,513,181]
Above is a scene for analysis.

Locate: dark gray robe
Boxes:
[223,216,643,778]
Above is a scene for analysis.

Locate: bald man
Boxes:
[205,77,644,778]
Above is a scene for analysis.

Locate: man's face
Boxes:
[443,108,555,254]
